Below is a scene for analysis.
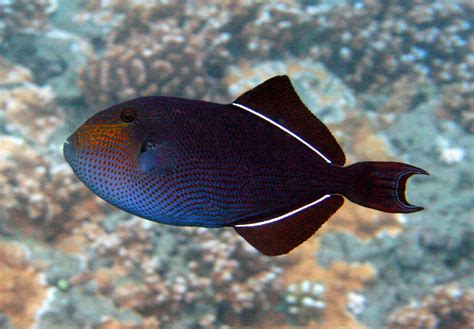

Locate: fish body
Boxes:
[64,76,428,255]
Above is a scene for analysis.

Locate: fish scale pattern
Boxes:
[65,97,333,228]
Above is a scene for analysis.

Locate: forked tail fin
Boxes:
[343,162,429,213]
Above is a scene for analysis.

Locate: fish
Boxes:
[64,76,428,256]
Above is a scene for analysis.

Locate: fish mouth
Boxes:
[63,136,74,163]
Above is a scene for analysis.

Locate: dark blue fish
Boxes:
[64,76,428,255]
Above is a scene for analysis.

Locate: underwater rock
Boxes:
[384,87,474,253]
[3,30,92,101]
[0,315,12,329]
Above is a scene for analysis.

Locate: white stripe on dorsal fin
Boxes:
[235,195,331,228]
[232,102,332,163]
[233,76,346,165]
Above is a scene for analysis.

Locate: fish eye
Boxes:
[120,109,136,123]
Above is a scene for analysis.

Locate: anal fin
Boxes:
[234,195,344,256]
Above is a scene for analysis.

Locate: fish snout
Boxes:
[63,135,75,163]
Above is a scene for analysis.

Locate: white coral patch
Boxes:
[439,147,465,164]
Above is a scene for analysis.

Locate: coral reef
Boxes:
[0,240,49,329]
[284,280,325,325]
[0,56,32,84]
[388,285,474,329]
[282,236,377,329]
[438,83,474,133]
[0,58,111,242]
[304,2,473,88]
[325,203,404,241]
[77,0,473,133]
[1,75,60,146]
[316,79,473,327]
[226,59,355,124]
[0,0,56,42]
[1,135,110,241]
[79,25,222,109]
[0,1,472,327]
[78,1,232,109]
[72,219,285,327]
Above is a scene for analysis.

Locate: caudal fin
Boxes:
[343,162,428,213]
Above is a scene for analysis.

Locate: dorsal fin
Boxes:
[234,195,344,256]
[233,75,345,165]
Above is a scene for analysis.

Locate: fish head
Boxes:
[63,97,163,198]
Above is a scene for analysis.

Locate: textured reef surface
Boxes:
[1,0,473,328]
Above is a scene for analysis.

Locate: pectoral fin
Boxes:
[138,141,179,174]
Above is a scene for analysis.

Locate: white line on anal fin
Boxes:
[232,102,332,163]
[235,194,331,228]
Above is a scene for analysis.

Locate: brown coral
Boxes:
[326,204,404,241]
[0,0,55,40]
[388,285,474,329]
[438,82,474,133]
[79,27,224,109]
[1,83,61,146]
[0,56,33,84]
[1,135,111,241]
[78,0,473,132]
[282,238,377,329]
[0,57,64,147]
[0,240,48,329]
[74,219,285,327]
[79,1,229,109]
[0,58,112,242]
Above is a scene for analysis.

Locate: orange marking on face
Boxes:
[74,123,131,149]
